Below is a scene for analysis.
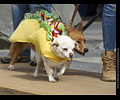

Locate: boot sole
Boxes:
[102,77,116,82]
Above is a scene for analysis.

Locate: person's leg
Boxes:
[101,4,116,81]
[1,4,31,63]
[12,4,22,30]
[102,4,116,53]
[29,4,51,13]
[12,4,31,62]
[77,4,88,19]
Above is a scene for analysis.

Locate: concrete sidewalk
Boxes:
[0,63,116,95]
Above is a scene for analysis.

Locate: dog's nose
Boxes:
[69,53,73,58]
[84,48,89,53]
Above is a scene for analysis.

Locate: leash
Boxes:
[51,4,79,26]
[51,4,80,33]
[69,4,80,27]
[67,4,79,33]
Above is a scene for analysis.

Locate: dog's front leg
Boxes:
[44,63,56,82]
[57,64,66,77]
[57,60,72,77]
[53,67,58,79]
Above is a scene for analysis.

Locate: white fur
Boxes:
[34,35,75,82]
[51,35,75,58]
[8,65,15,71]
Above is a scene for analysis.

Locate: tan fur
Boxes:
[9,42,34,65]
[65,23,87,53]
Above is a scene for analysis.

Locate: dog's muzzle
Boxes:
[84,48,89,53]
[69,53,73,58]
[74,48,86,56]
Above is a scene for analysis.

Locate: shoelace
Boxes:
[99,55,103,72]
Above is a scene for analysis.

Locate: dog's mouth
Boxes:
[74,48,85,56]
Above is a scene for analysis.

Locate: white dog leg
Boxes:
[34,63,39,78]
[53,67,58,79]
[44,63,56,82]
[34,51,40,78]
[8,65,15,71]
[57,60,72,77]
[57,65,65,77]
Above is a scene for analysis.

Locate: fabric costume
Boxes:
[9,10,70,62]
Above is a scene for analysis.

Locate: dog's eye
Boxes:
[63,48,68,51]
[76,41,80,44]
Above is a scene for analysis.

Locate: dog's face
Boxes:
[50,35,76,58]
[65,23,88,56]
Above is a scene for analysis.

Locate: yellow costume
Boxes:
[9,19,70,62]
[10,19,40,42]
[29,28,70,62]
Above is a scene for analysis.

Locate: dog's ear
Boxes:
[77,22,83,32]
[64,24,69,31]
[50,41,59,47]
[65,24,75,32]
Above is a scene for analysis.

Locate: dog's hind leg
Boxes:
[34,61,40,78]
[8,42,28,71]
[34,50,41,78]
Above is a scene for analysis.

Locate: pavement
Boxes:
[0,4,116,95]
[0,63,116,95]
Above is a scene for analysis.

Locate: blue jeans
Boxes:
[12,4,51,56]
[75,4,88,17]
[102,4,116,50]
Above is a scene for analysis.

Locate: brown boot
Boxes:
[101,51,116,82]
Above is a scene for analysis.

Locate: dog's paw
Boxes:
[57,73,61,77]
[34,73,39,78]
[49,78,56,83]
[34,71,39,78]
[8,65,15,71]
[54,74,59,79]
